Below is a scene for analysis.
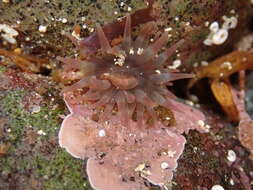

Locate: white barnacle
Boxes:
[129,48,134,55]
[229,178,235,185]
[167,150,176,157]
[127,6,132,12]
[114,54,126,66]
[137,48,144,55]
[82,24,87,29]
[201,61,209,66]
[222,16,238,30]
[185,100,194,106]
[204,20,229,46]
[38,25,47,33]
[61,18,68,24]
[205,21,210,27]
[37,129,47,136]
[0,24,19,44]
[212,28,228,45]
[164,27,173,32]
[203,38,213,46]
[227,149,236,162]
[221,61,233,70]
[197,120,205,128]
[155,69,161,74]
[211,185,224,190]
[209,21,219,33]
[98,129,106,137]
[168,59,181,69]
[120,2,124,6]
[161,162,169,169]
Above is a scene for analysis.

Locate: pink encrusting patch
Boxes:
[60,111,186,190]
[169,100,206,134]
[87,158,143,190]
[59,114,118,159]
[59,91,205,189]
[86,128,185,190]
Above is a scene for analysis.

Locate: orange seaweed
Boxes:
[211,81,239,121]
[188,51,253,121]
[0,49,48,73]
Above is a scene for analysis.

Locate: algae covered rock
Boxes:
[0,0,253,190]
[0,0,252,71]
[156,0,253,71]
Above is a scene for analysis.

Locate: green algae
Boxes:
[1,90,26,143]
[0,65,7,74]
[1,90,63,142]
[0,89,89,190]
[34,150,86,190]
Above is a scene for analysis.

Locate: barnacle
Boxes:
[60,15,193,126]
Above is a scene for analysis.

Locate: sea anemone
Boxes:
[58,15,207,190]
[59,15,193,126]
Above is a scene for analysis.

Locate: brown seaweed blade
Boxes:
[211,80,239,122]
[0,49,48,73]
[188,51,253,121]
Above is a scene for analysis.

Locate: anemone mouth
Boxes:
[101,73,139,90]
[61,15,193,126]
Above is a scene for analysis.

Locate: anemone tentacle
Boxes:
[61,15,193,126]
[96,24,112,53]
